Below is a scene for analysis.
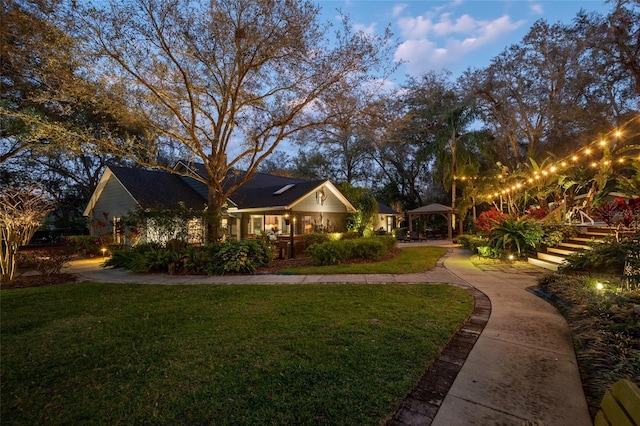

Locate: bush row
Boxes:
[457,221,580,259]
[105,239,273,275]
[306,235,396,266]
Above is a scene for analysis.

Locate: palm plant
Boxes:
[617,159,640,197]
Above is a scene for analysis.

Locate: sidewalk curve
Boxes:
[63,243,590,425]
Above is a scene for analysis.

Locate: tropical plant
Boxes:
[593,196,640,230]
[475,207,510,233]
[561,237,637,276]
[488,216,543,257]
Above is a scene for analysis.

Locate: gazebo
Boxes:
[407,203,454,240]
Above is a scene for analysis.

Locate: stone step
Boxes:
[581,231,611,237]
[547,247,577,256]
[528,257,560,271]
[537,252,567,265]
[571,236,604,244]
[558,241,592,250]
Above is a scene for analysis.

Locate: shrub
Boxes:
[104,243,176,273]
[536,273,640,417]
[306,241,350,265]
[304,233,331,247]
[306,236,394,266]
[375,235,397,252]
[489,216,543,257]
[455,234,489,253]
[341,231,361,240]
[525,205,549,220]
[105,239,273,275]
[65,235,104,257]
[16,248,74,276]
[476,207,510,233]
[477,245,502,258]
[562,237,640,279]
[540,224,578,249]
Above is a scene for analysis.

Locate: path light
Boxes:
[508,254,514,261]
[101,247,107,258]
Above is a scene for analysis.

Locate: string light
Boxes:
[480,116,640,200]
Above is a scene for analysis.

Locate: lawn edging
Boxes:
[388,253,491,425]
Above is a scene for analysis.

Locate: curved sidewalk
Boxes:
[432,249,591,426]
[64,244,591,425]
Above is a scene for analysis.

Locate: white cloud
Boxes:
[394,9,525,76]
[530,2,544,14]
[392,3,408,17]
[354,22,377,35]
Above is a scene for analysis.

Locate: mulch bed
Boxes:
[3,249,403,288]
[2,273,78,290]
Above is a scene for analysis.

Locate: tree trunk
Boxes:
[206,185,225,243]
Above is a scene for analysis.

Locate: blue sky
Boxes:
[315,0,611,83]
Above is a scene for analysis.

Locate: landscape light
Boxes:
[596,282,604,291]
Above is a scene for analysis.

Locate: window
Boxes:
[265,215,280,233]
[250,216,263,235]
[303,216,313,234]
[113,216,122,244]
[187,218,205,245]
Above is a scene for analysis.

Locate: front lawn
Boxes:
[279,246,448,274]
[1,282,472,425]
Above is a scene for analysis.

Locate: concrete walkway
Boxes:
[63,242,591,425]
[432,249,591,426]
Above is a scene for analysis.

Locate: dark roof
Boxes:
[109,164,329,211]
[109,166,206,209]
[175,161,322,210]
[180,161,308,190]
[377,201,401,215]
[231,179,327,209]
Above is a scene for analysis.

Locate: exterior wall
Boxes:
[234,188,351,239]
[374,214,397,234]
[87,175,138,237]
[293,188,348,213]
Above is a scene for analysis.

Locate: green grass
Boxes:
[1,282,472,425]
[280,246,448,274]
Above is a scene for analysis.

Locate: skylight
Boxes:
[273,184,295,195]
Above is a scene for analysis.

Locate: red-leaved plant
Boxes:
[476,207,510,233]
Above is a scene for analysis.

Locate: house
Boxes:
[373,202,403,234]
[83,161,357,246]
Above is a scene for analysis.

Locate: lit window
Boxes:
[187,218,205,245]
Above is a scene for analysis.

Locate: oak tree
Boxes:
[74,0,394,240]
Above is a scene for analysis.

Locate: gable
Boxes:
[84,166,207,218]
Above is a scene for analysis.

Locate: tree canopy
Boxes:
[72,0,395,239]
